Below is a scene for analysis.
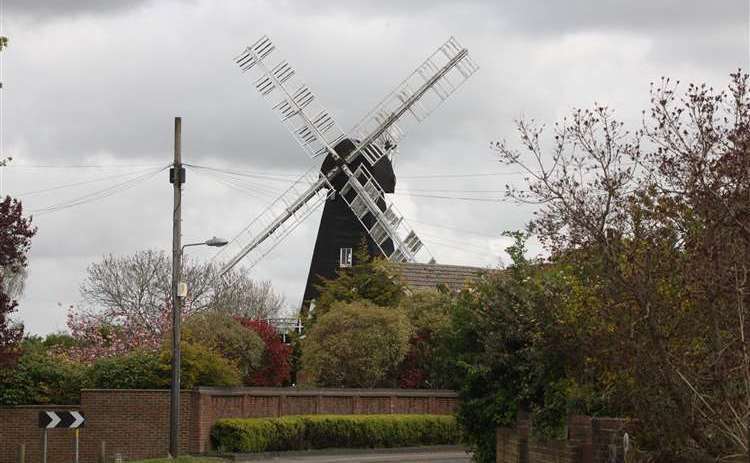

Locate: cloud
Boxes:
[4,0,747,334]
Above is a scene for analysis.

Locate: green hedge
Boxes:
[211,414,460,452]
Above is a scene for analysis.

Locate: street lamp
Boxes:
[169,236,228,458]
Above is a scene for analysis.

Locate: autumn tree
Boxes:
[237,319,292,386]
[0,195,37,366]
[493,71,750,458]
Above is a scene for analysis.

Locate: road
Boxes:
[233,448,471,463]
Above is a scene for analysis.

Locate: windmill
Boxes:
[214,35,478,307]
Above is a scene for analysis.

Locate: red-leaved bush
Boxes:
[238,319,291,386]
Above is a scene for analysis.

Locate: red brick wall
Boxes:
[0,406,80,463]
[1,388,458,463]
[76,389,196,462]
[192,387,458,452]
[496,415,636,463]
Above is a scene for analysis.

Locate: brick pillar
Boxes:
[568,416,593,463]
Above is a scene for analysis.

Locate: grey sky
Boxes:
[2,0,748,334]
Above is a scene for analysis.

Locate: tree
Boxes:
[67,250,283,360]
[493,71,750,458]
[397,289,457,389]
[237,319,292,386]
[312,241,405,320]
[0,195,36,366]
[183,311,265,380]
[300,300,412,388]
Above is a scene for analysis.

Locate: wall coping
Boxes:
[194,387,459,398]
[80,389,195,393]
[0,404,80,410]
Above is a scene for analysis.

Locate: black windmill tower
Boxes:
[214,35,478,308]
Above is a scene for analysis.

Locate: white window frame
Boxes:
[339,247,353,268]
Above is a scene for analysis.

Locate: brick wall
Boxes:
[496,415,637,463]
[0,406,80,463]
[192,387,458,452]
[0,387,458,463]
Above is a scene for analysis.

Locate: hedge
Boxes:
[211,414,460,452]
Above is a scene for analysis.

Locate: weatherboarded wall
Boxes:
[0,387,458,463]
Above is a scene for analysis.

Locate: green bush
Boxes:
[211,414,460,452]
[0,347,89,405]
[90,342,242,390]
[90,350,164,389]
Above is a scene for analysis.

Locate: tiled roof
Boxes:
[397,262,487,291]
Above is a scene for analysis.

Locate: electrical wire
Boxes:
[404,216,502,240]
[399,171,521,179]
[16,166,164,197]
[393,192,505,203]
[30,165,168,215]
[189,167,284,202]
[185,164,308,183]
[6,163,165,169]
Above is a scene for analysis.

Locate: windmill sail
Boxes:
[214,168,332,275]
[235,36,347,159]
[350,36,479,165]
[339,164,429,263]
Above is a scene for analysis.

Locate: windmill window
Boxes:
[339,248,353,268]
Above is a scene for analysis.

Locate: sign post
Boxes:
[38,411,85,463]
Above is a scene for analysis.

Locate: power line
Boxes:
[399,171,521,179]
[30,165,168,215]
[185,164,307,182]
[393,192,505,203]
[404,216,502,239]
[16,166,162,197]
[6,163,165,169]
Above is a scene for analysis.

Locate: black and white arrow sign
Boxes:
[38,411,85,429]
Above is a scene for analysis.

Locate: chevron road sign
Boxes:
[38,410,85,429]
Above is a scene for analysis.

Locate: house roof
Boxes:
[397,262,487,292]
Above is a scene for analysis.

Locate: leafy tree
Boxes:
[0,196,36,366]
[312,241,405,320]
[397,289,457,389]
[184,311,265,379]
[493,71,750,458]
[238,319,292,386]
[449,233,589,463]
[300,300,412,388]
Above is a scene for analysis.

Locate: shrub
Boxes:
[0,346,89,405]
[300,301,412,387]
[211,414,459,453]
[183,311,265,379]
[161,341,242,388]
[237,319,291,386]
[90,350,164,389]
[90,342,242,390]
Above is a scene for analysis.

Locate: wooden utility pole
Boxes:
[169,117,183,457]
